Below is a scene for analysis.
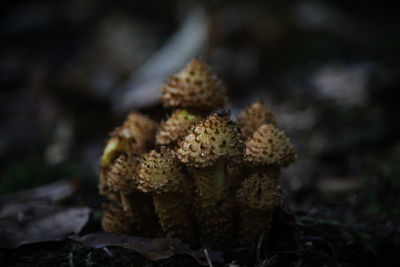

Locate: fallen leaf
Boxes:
[0,207,90,248]
[0,180,90,249]
[71,232,224,266]
[0,180,75,219]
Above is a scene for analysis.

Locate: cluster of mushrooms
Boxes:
[99,58,297,248]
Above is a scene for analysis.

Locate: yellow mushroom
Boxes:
[237,172,281,245]
[100,112,157,168]
[156,109,202,146]
[100,153,161,236]
[245,123,297,168]
[237,99,276,140]
[176,111,244,247]
[99,112,156,197]
[135,147,196,243]
[161,57,227,111]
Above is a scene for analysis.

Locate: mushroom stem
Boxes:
[238,209,274,246]
[237,172,281,245]
[193,160,234,247]
[153,193,196,243]
[118,191,161,236]
[101,202,134,234]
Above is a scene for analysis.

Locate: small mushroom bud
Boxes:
[136,147,196,242]
[176,112,244,247]
[237,172,281,245]
[100,112,157,168]
[245,124,297,168]
[161,57,227,110]
[99,112,157,197]
[156,109,202,146]
[237,99,276,140]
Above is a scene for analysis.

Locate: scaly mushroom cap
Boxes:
[237,172,281,211]
[161,57,227,110]
[237,100,276,140]
[156,109,202,145]
[245,124,297,167]
[112,112,157,151]
[106,153,139,193]
[136,147,186,194]
[100,112,157,168]
[176,111,244,168]
[102,202,134,234]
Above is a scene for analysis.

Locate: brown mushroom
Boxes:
[161,57,227,111]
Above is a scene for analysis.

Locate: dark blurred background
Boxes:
[1,0,399,237]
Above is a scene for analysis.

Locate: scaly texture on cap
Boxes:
[152,193,196,242]
[245,124,297,167]
[161,57,227,110]
[156,109,202,145]
[136,147,196,241]
[100,112,157,168]
[112,112,157,151]
[136,147,186,194]
[176,112,244,168]
[237,172,281,211]
[106,153,139,193]
[237,100,276,140]
[102,202,134,234]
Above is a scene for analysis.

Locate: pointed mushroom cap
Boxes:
[161,57,227,110]
[100,112,157,168]
[176,111,244,168]
[237,99,276,140]
[237,172,281,211]
[245,124,297,167]
[136,147,186,194]
[112,112,157,151]
[106,153,139,193]
[156,109,202,145]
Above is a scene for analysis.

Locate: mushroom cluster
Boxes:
[99,57,297,248]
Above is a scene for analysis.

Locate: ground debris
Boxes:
[71,232,224,266]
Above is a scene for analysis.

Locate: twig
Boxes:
[203,248,213,267]
[69,252,74,267]
[257,230,266,263]
[103,247,113,257]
